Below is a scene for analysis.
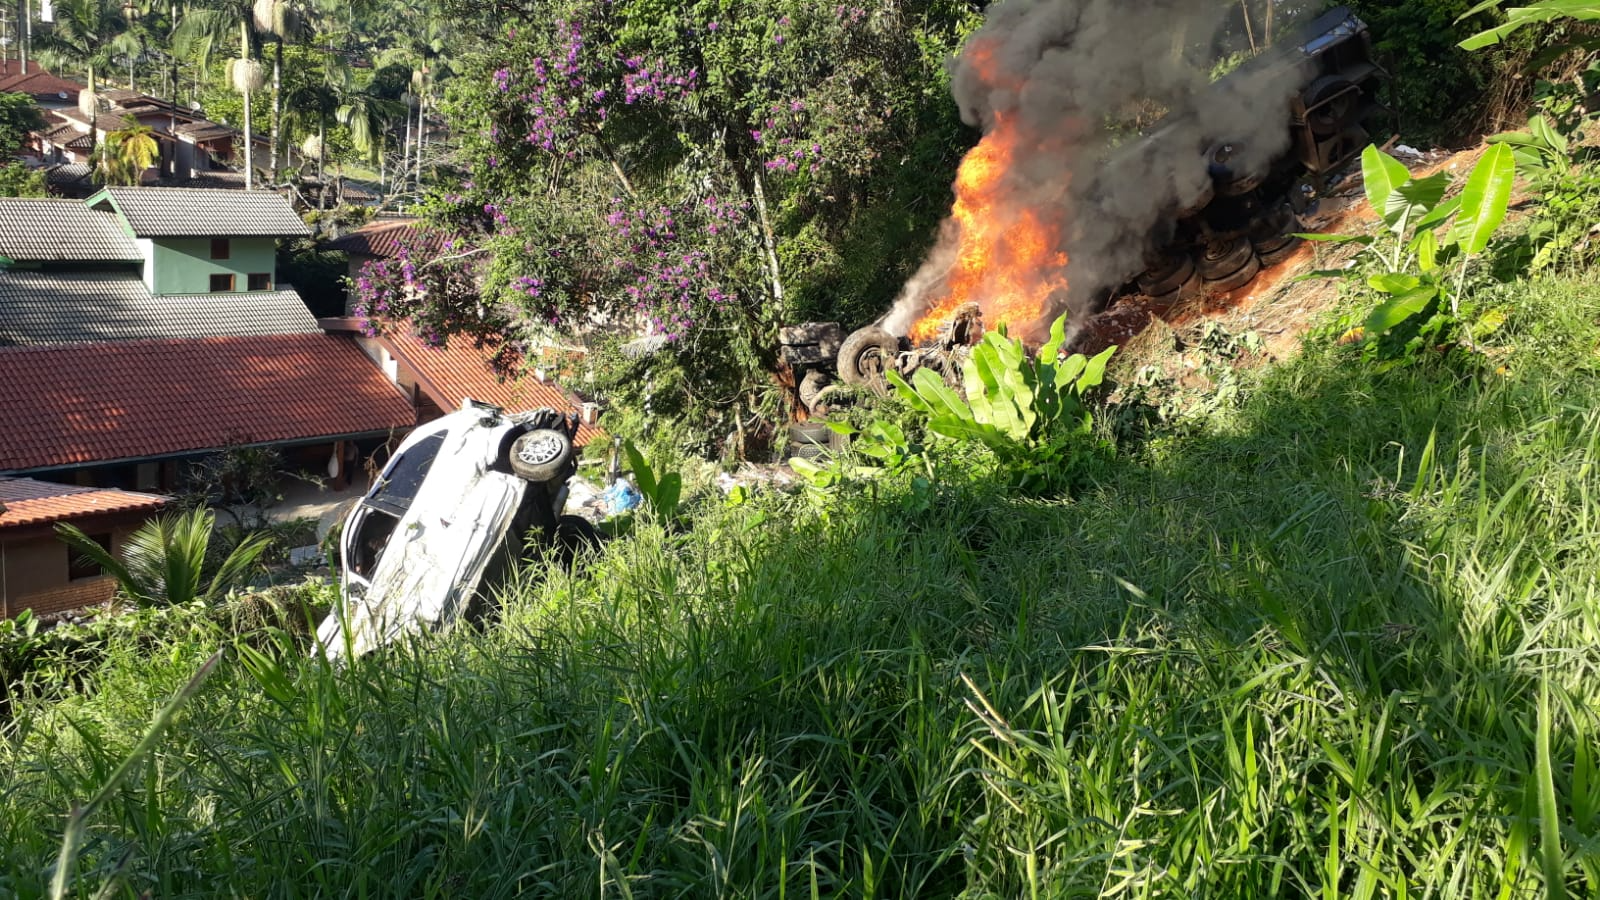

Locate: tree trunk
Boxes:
[270,38,282,184]
[241,20,254,190]
[317,113,327,210]
[749,171,785,310]
[1240,0,1256,53]
[87,67,99,180]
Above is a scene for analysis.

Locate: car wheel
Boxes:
[555,514,603,564]
[837,326,901,390]
[509,428,573,482]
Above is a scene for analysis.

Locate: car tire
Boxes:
[799,370,831,410]
[837,326,901,389]
[556,515,603,559]
[508,428,573,482]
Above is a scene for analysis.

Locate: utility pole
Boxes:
[20,0,27,74]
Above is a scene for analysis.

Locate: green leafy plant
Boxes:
[57,508,272,608]
[1458,0,1600,53]
[888,314,1115,492]
[622,439,683,521]
[1304,143,1515,363]
[1489,113,1600,274]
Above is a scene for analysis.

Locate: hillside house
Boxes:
[0,188,416,493]
[0,477,168,618]
[322,220,601,441]
[30,90,270,190]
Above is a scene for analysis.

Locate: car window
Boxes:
[368,433,445,516]
[349,507,400,578]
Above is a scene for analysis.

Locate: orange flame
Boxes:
[909,106,1069,344]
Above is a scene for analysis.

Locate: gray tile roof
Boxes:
[0,199,142,263]
[0,271,320,346]
[94,187,312,238]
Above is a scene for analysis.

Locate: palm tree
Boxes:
[175,0,265,188]
[57,509,271,608]
[253,0,310,184]
[35,0,142,168]
[102,123,160,183]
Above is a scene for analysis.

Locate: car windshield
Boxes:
[368,433,445,517]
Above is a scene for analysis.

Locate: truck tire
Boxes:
[788,421,834,459]
[1148,269,1203,307]
[1197,238,1255,281]
[799,370,831,410]
[1303,75,1358,138]
[1203,252,1261,293]
[1137,253,1196,297]
[1207,142,1265,197]
[837,326,900,389]
[509,428,573,482]
[1255,234,1303,266]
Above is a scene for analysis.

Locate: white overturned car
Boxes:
[316,401,583,660]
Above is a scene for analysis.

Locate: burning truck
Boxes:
[784,4,1386,408]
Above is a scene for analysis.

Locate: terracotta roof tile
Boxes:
[379,329,602,444]
[0,65,84,99]
[324,219,450,258]
[0,477,168,530]
[0,334,415,472]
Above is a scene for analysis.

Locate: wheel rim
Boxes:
[518,432,564,466]
[856,348,886,379]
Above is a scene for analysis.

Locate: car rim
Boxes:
[518,432,564,466]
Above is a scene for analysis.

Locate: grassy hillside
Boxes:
[3,270,1599,895]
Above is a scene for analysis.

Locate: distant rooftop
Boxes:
[88,187,312,238]
[0,63,83,100]
[0,477,167,532]
[325,219,451,258]
[0,334,415,473]
[0,271,320,346]
[0,199,141,263]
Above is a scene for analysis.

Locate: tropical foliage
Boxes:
[56,509,271,608]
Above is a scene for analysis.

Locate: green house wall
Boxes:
[143,237,278,295]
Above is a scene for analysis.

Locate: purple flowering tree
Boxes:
[378,0,977,442]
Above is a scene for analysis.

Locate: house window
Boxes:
[247,272,272,291]
[210,238,230,259]
[67,533,112,581]
[209,273,235,292]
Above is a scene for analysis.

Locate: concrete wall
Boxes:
[147,236,278,295]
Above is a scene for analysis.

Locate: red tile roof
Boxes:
[325,219,451,259]
[0,334,416,473]
[378,329,602,444]
[0,64,84,99]
[0,477,167,531]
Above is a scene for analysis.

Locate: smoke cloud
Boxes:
[883,0,1315,343]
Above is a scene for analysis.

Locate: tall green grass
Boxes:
[3,277,1600,896]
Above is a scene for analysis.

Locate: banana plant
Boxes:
[1302,143,1515,354]
[888,314,1114,490]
